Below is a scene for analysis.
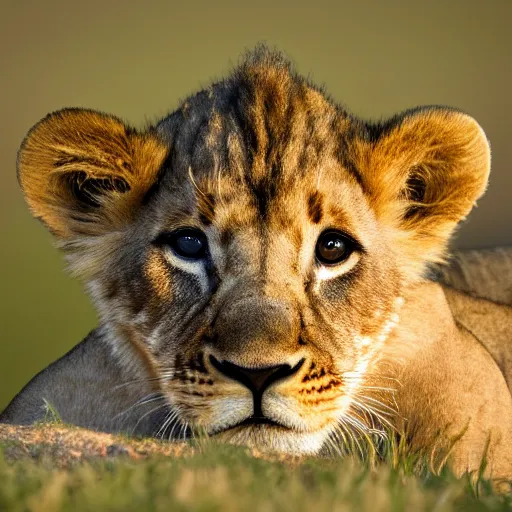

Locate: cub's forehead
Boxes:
[150,53,366,231]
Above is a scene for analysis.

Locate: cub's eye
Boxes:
[315,230,354,265]
[156,228,208,260]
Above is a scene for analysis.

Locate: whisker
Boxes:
[353,395,397,414]
[350,399,395,426]
[130,403,169,435]
[113,393,164,421]
[339,417,365,459]
[329,426,349,457]
[112,365,178,391]
[180,422,190,441]
[354,385,396,393]
[168,409,185,441]
[154,410,173,439]
[156,408,180,439]
[324,432,343,457]
[345,420,375,461]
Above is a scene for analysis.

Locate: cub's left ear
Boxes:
[17,108,168,239]
[362,107,490,280]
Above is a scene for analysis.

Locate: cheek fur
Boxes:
[144,250,173,302]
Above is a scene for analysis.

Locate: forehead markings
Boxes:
[327,204,352,230]
[307,190,324,224]
[188,167,216,226]
[228,70,312,222]
[178,69,359,287]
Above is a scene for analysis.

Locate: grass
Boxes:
[1,434,511,512]
[40,399,63,425]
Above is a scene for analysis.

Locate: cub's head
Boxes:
[17,48,490,454]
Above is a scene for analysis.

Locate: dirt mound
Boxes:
[0,423,191,467]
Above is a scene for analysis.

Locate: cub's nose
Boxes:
[209,355,304,394]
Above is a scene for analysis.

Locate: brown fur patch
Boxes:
[307,191,324,224]
[144,249,172,301]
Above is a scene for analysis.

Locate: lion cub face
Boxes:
[120,144,403,454]
[17,48,490,454]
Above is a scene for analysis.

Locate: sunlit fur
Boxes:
[8,46,512,483]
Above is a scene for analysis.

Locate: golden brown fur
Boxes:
[2,47,511,484]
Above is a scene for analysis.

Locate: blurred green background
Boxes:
[1,0,511,411]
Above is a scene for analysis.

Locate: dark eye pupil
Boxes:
[156,229,207,259]
[175,235,204,257]
[316,231,351,264]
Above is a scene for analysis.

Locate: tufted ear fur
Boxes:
[359,107,491,282]
[17,108,168,239]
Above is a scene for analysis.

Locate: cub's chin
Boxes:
[212,422,329,455]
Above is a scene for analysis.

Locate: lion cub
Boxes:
[2,47,512,483]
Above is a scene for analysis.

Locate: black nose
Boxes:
[209,355,304,395]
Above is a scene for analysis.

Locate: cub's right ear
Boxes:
[17,108,168,238]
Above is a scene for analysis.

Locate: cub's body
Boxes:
[2,47,511,482]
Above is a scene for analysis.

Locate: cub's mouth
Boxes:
[166,352,353,454]
[205,355,308,436]
[209,408,332,455]
[212,415,290,435]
